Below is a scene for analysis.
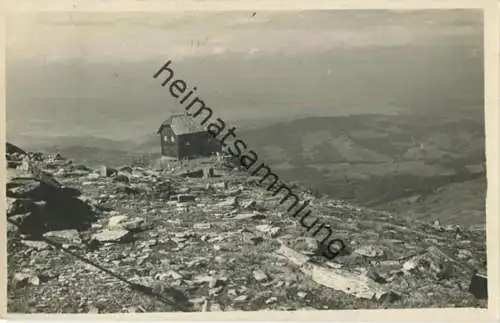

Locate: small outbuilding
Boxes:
[157,113,222,159]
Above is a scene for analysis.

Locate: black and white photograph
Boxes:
[3,4,495,316]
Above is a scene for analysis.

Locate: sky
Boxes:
[7,10,482,62]
[6,10,484,145]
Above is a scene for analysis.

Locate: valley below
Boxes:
[13,111,487,228]
[240,111,486,227]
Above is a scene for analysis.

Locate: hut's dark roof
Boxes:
[157,114,207,135]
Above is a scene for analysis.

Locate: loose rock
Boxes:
[233,212,265,220]
[233,295,248,302]
[193,223,211,230]
[43,230,82,245]
[354,245,385,258]
[265,297,278,304]
[92,230,133,243]
[21,240,50,251]
[253,269,269,282]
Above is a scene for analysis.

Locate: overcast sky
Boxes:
[8,10,482,62]
[6,10,484,143]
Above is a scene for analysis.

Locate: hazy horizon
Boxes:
[6,10,484,147]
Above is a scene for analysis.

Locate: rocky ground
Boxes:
[5,142,487,313]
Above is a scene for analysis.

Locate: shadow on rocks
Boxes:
[15,183,96,236]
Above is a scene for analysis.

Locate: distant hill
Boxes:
[238,111,486,225]
[9,133,161,168]
[374,177,486,226]
[36,145,160,169]
[16,110,486,226]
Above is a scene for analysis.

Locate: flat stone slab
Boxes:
[277,244,399,301]
[43,229,82,245]
[92,229,133,243]
[232,212,265,220]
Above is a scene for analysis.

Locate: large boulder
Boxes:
[97,165,117,177]
[6,142,26,156]
[469,272,487,299]
[6,198,36,217]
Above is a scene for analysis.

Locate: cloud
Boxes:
[7,10,482,63]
